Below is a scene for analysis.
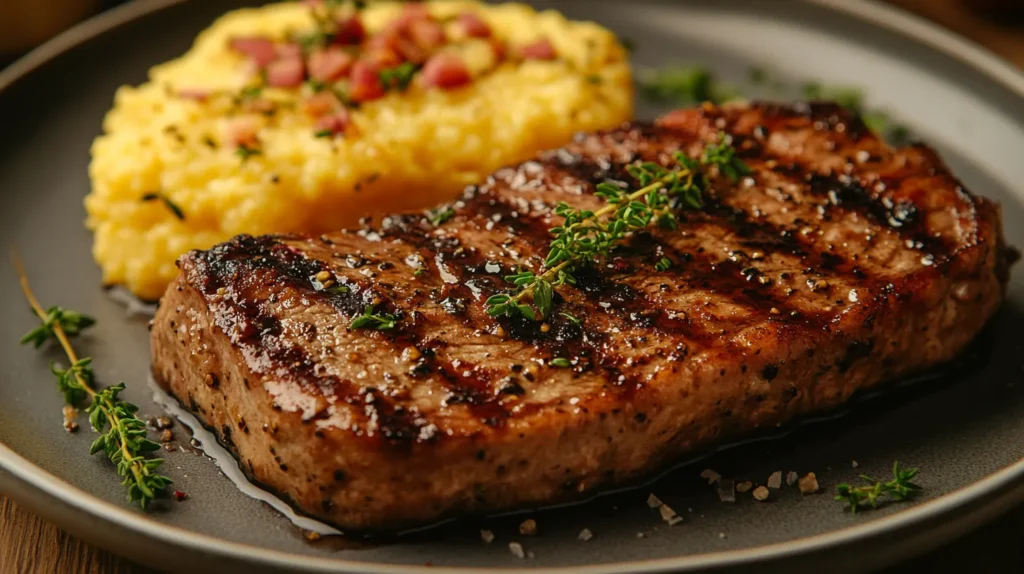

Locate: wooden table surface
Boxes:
[3,1,1024,572]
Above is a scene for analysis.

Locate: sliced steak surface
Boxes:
[150,102,1009,532]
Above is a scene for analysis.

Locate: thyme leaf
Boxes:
[835,461,922,513]
[427,206,455,226]
[560,312,581,325]
[236,144,262,163]
[350,305,397,330]
[379,62,418,92]
[533,279,554,319]
[20,306,95,348]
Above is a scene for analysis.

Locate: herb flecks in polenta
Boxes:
[86,1,633,300]
[141,192,186,220]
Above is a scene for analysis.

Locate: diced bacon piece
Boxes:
[276,42,302,60]
[302,90,341,117]
[408,18,446,52]
[308,47,354,82]
[521,38,556,60]
[333,16,366,45]
[366,28,398,52]
[229,36,277,67]
[458,12,491,38]
[348,61,386,102]
[176,88,209,101]
[226,116,259,147]
[266,57,306,87]
[394,36,429,64]
[363,46,403,68]
[315,110,350,136]
[421,53,471,90]
[395,3,431,29]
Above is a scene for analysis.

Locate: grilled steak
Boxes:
[150,102,1009,532]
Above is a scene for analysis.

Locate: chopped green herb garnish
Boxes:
[239,85,263,100]
[296,30,331,51]
[835,461,921,513]
[201,135,218,149]
[314,129,334,138]
[305,79,327,93]
[141,192,185,220]
[586,74,603,85]
[550,358,572,368]
[427,206,455,226]
[655,257,672,272]
[236,144,262,163]
[379,62,418,92]
[560,312,581,325]
[325,285,350,295]
[350,305,397,330]
[413,268,426,277]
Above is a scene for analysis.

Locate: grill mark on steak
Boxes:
[302,228,532,427]
[191,234,433,442]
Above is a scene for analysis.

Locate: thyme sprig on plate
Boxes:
[487,136,749,320]
[14,255,171,509]
[835,461,922,513]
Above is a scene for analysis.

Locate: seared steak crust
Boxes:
[151,102,1008,531]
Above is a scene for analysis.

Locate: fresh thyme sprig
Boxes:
[13,254,171,509]
[486,137,749,321]
[835,461,922,513]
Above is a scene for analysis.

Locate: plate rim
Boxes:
[2,0,1024,571]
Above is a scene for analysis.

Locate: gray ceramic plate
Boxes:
[3,0,1024,572]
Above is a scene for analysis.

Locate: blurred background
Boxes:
[2,0,1024,63]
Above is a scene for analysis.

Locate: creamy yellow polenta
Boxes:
[85,1,633,300]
